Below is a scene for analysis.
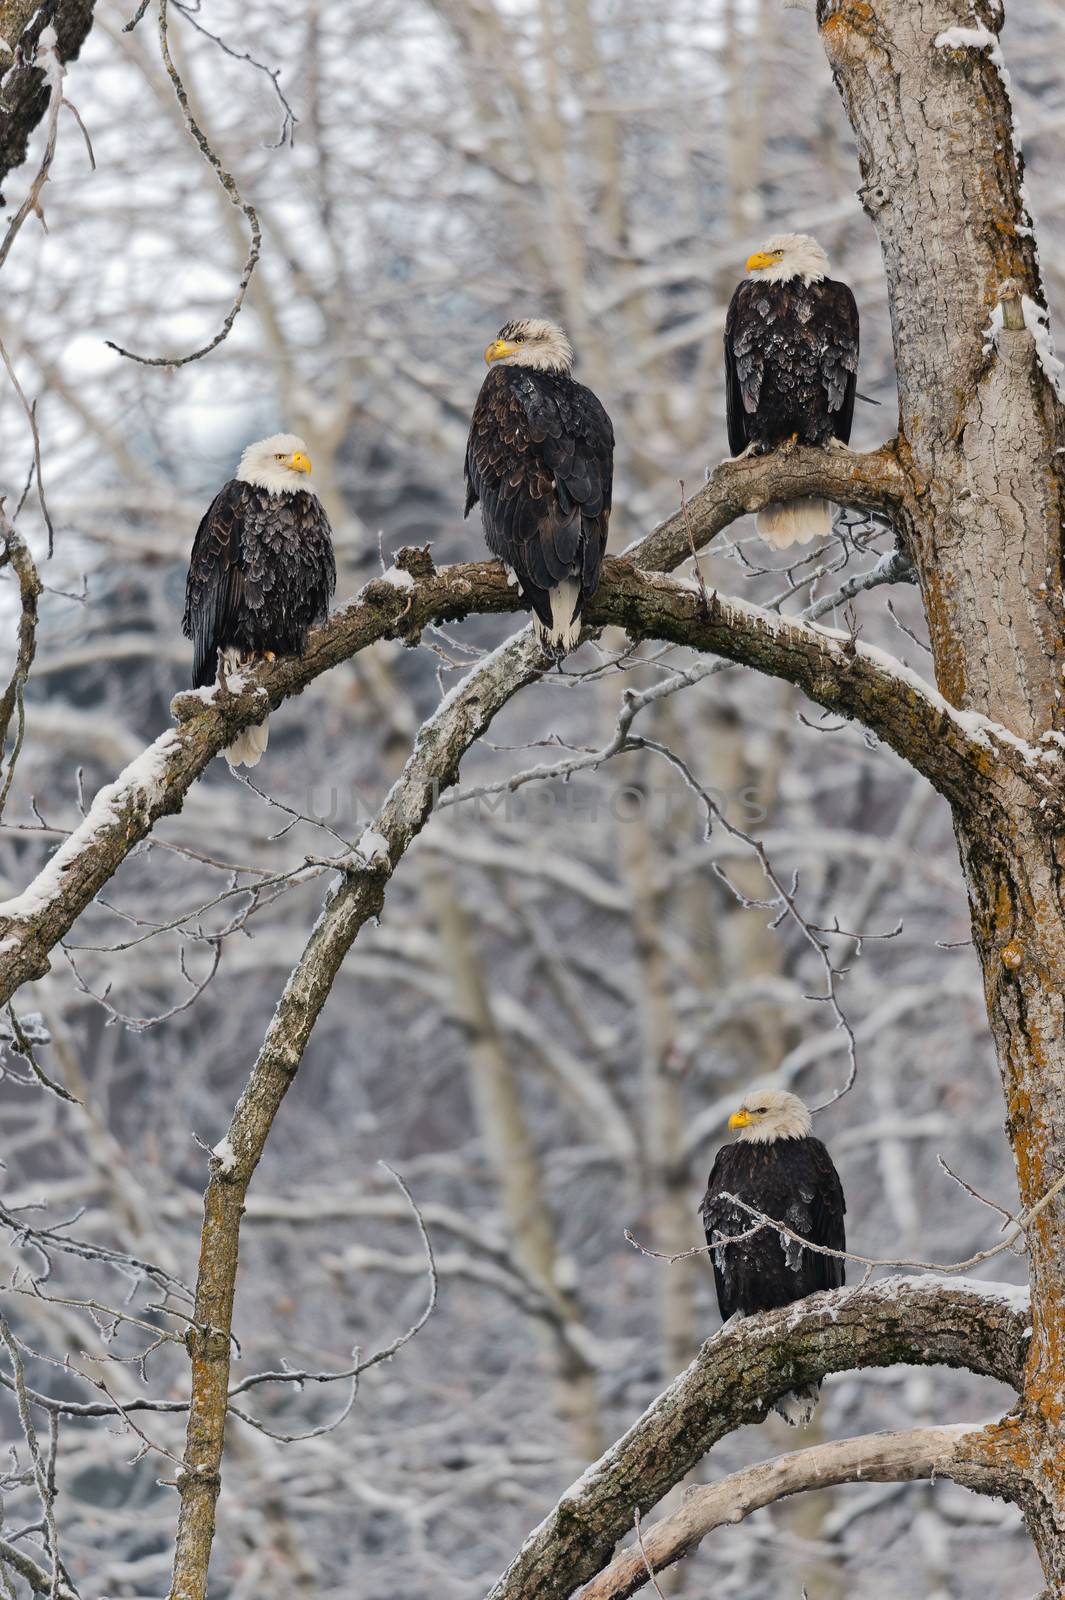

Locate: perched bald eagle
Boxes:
[183,433,336,767]
[725,233,859,548]
[701,1088,846,1425]
[464,318,614,653]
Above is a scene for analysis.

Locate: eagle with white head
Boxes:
[183,433,336,767]
[464,318,614,654]
[701,1087,847,1425]
[724,233,860,548]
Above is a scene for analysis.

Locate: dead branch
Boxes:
[579,1425,981,1599]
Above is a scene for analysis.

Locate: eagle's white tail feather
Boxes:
[534,578,582,654]
[219,648,270,767]
[224,717,269,769]
[756,498,832,548]
[772,1382,821,1426]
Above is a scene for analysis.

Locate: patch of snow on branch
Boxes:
[847,1272,1029,1314]
[378,565,415,591]
[211,1137,237,1175]
[355,828,390,866]
[0,730,180,923]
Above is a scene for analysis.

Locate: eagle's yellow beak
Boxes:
[288,451,312,474]
[485,339,518,365]
[728,1109,752,1130]
[746,251,780,272]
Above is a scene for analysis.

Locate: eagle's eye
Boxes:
[275,453,286,461]
[512,335,525,344]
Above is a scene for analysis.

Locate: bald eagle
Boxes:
[464,318,614,654]
[183,433,336,767]
[725,233,859,548]
[701,1088,846,1425]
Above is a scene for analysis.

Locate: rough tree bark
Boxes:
[817,0,1065,1583]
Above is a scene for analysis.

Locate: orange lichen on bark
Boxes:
[819,0,879,69]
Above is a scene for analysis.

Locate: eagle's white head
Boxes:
[745,233,830,287]
[728,1088,813,1143]
[484,317,574,375]
[236,433,318,497]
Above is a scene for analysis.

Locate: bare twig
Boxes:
[0,343,53,554]
[626,1166,1065,1280]
[632,1509,667,1600]
[105,0,261,365]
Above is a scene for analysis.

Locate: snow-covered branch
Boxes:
[485,1276,1029,1600]
[0,445,933,1009]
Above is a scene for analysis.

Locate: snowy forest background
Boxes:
[2,1,1064,1595]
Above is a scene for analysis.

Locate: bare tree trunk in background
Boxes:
[427,861,604,1463]
[620,774,696,1378]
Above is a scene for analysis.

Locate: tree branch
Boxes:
[589,561,1009,808]
[483,1276,1029,1600]
[167,627,547,1600]
[580,1424,982,1600]
[0,443,920,1005]
[628,439,908,572]
[9,551,1016,1016]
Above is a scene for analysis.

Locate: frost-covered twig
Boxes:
[626,1165,1065,1279]
[3,1006,76,1104]
[0,1314,65,1600]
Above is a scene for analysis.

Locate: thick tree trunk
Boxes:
[821,0,1065,1583]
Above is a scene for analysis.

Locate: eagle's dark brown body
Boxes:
[724,277,859,455]
[182,479,335,688]
[464,363,614,637]
[701,1134,846,1320]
